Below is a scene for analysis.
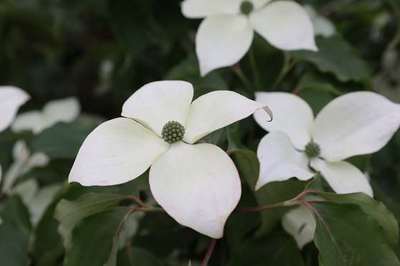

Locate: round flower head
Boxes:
[69,80,271,238]
[254,91,400,196]
[181,0,317,75]
[0,86,29,132]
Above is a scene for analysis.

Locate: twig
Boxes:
[125,195,163,212]
[232,64,254,95]
[200,239,217,266]
[239,189,321,213]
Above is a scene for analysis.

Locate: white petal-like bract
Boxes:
[122,81,193,136]
[311,159,373,196]
[181,0,241,18]
[12,111,44,134]
[282,206,316,249]
[250,1,317,51]
[12,97,80,134]
[256,132,314,190]
[196,15,254,76]
[184,90,269,143]
[254,92,314,149]
[43,97,81,127]
[0,86,29,132]
[312,92,400,161]
[149,142,241,238]
[69,118,168,186]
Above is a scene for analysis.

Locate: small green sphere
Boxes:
[240,1,254,15]
[161,121,185,144]
[305,141,321,159]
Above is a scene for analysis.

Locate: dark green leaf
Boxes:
[0,196,31,266]
[317,192,399,245]
[255,180,306,236]
[314,203,400,266]
[292,36,371,82]
[55,192,127,249]
[31,119,98,159]
[64,207,131,266]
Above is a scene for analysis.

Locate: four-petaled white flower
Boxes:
[12,97,80,134]
[181,0,317,76]
[69,80,271,238]
[253,91,400,196]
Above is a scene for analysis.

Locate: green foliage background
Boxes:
[0,0,400,265]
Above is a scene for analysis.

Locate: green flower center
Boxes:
[240,1,254,15]
[161,121,185,144]
[305,141,321,159]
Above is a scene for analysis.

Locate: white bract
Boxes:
[282,206,315,248]
[69,80,271,238]
[0,86,30,132]
[304,5,336,37]
[254,91,400,196]
[3,141,49,192]
[0,86,29,185]
[12,97,80,134]
[181,0,317,76]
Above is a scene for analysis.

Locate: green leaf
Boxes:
[230,149,259,189]
[31,119,98,159]
[230,232,305,266]
[313,203,400,266]
[165,55,228,97]
[32,183,85,266]
[255,180,306,236]
[292,36,370,82]
[0,196,31,266]
[64,207,132,266]
[55,192,127,249]
[297,74,342,113]
[317,192,399,245]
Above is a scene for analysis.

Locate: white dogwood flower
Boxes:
[181,0,317,76]
[0,86,29,132]
[12,97,80,134]
[69,80,271,238]
[254,91,400,196]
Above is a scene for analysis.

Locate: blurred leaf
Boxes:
[0,196,31,266]
[64,207,132,266]
[313,203,400,266]
[292,36,371,82]
[297,74,342,113]
[31,119,98,159]
[55,192,127,249]
[165,55,227,97]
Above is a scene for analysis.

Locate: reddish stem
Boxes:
[201,239,217,266]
